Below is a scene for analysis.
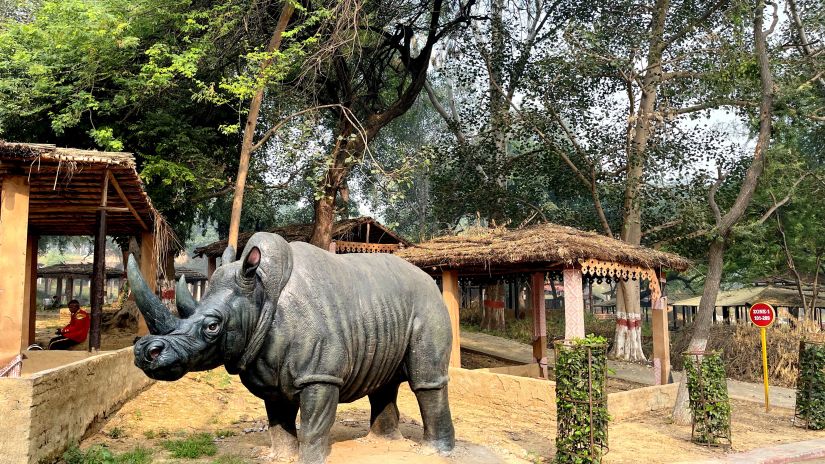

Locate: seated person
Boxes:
[48,300,90,350]
[50,295,61,310]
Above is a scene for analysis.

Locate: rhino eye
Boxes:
[204,320,221,336]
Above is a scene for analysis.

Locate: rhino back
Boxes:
[262,243,447,402]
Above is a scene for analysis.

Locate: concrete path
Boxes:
[460,329,797,409]
[681,438,825,463]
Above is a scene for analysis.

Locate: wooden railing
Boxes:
[333,241,401,254]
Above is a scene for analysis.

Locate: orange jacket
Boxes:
[61,309,90,343]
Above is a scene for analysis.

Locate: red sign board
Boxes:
[749,302,776,328]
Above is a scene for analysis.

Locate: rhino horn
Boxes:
[126,254,178,335]
[175,275,197,318]
[221,246,236,266]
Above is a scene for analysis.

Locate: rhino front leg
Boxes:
[414,386,455,454]
[265,400,299,462]
[298,383,340,464]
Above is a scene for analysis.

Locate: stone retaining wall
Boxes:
[447,366,678,421]
[0,348,153,464]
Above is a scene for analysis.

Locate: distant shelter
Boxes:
[397,223,690,383]
[194,217,411,277]
[0,142,173,374]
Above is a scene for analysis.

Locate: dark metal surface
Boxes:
[127,232,455,463]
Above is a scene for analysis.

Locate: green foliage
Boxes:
[106,427,125,439]
[554,335,609,464]
[683,352,731,446]
[795,340,825,430]
[161,432,218,459]
[62,444,152,464]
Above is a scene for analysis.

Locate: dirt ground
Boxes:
[39,311,825,463]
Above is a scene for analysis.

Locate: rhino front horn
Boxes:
[175,275,197,318]
[127,254,178,335]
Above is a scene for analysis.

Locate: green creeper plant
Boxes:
[795,340,825,430]
[554,335,609,464]
[683,351,731,446]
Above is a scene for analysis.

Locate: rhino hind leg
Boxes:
[367,382,403,440]
[265,400,299,462]
[413,386,455,454]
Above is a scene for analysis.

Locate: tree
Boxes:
[671,0,776,423]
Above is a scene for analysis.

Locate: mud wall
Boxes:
[0,348,153,464]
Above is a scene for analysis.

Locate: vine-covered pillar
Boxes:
[652,270,670,384]
[563,267,585,339]
[442,269,461,367]
[0,176,30,364]
[531,271,548,378]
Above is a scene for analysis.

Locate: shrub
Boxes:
[795,340,825,430]
[62,444,152,464]
[161,432,218,459]
[554,335,609,464]
[683,351,731,446]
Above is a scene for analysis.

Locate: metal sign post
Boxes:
[748,302,776,412]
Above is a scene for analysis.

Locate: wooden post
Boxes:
[563,268,585,339]
[194,281,202,301]
[0,176,30,363]
[137,231,157,336]
[56,277,63,305]
[22,235,38,348]
[66,277,75,302]
[652,272,671,385]
[89,200,107,351]
[531,272,548,378]
[207,256,217,278]
[442,270,461,368]
[78,279,85,302]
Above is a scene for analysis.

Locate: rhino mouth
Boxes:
[134,336,191,381]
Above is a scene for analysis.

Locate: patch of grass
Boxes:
[106,427,125,439]
[214,429,237,438]
[142,428,169,440]
[112,447,153,464]
[210,456,249,464]
[197,370,232,388]
[62,444,152,464]
[161,433,218,459]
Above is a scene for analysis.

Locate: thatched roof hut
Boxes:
[38,263,123,279]
[396,223,690,273]
[193,216,410,259]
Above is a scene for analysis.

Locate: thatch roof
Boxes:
[0,142,172,240]
[37,263,123,279]
[671,286,824,309]
[396,223,690,273]
[193,217,410,258]
[175,266,207,282]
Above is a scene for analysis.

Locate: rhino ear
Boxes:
[242,246,261,279]
[221,246,236,266]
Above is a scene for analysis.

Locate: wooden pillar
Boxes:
[531,272,548,378]
[442,270,461,368]
[137,231,157,336]
[207,256,217,279]
[563,268,585,339]
[22,235,38,348]
[89,205,107,351]
[56,277,63,305]
[195,281,202,301]
[0,176,30,363]
[652,272,671,385]
[66,277,75,302]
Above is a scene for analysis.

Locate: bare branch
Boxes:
[424,80,467,144]
[756,173,809,224]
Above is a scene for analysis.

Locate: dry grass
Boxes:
[396,224,689,271]
[672,324,825,387]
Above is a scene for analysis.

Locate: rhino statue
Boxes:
[127,232,455,463]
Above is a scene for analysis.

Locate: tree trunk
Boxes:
[482,282,506,331]
[227,3,295,250]
[611,282,646,361]
[672,0,774,423]
[671,238,725,424]
[310,189,337,249]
